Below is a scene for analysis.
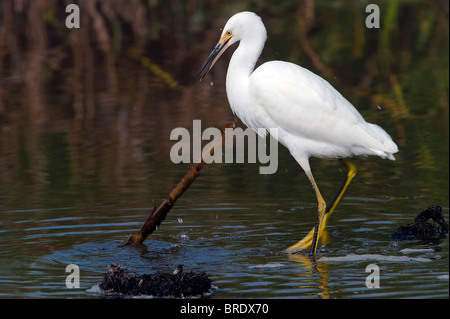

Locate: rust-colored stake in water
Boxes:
[120,118,237,247]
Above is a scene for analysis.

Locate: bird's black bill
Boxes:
[197,43,221,81]
[197,37,230,81]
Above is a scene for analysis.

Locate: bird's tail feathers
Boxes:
[365,123,399,160]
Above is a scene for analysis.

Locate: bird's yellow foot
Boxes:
[284,227,315,253]
[284,210,331,254]
[284,226,330,254]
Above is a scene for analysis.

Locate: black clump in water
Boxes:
[99,263,213,298]
[392,205,449,240]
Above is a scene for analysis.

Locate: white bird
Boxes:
[198,11,398,256]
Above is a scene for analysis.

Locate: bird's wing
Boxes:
[249,61,390,151]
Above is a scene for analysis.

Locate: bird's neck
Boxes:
[228,37,264,80]
[226,37,265,118]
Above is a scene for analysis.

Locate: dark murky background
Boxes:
[0,0,448,298]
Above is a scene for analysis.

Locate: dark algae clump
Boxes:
[99,263,213,298]
[392,205,449,240]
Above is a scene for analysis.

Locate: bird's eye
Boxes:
[226,30,232,36]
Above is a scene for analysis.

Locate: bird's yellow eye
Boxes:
[226,30,232,36]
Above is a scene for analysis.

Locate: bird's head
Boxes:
[197,11,265,81]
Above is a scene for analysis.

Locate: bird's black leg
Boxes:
[308,160,357,256]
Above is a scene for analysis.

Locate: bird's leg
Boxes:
[324,160,357,223]
[285,160,357,255]
[309,160,357,256]
[285,170,326,254]
[308,174,327,256]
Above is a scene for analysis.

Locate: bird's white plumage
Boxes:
[218,11,398,168]
[249,61,398,160]
[198,11,399,255]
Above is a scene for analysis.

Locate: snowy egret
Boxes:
[198,11,398,256]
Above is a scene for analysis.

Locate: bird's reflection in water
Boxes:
[287,228,331,299]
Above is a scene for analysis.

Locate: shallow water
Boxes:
[0,149,448,298]
[0,1,448,299]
